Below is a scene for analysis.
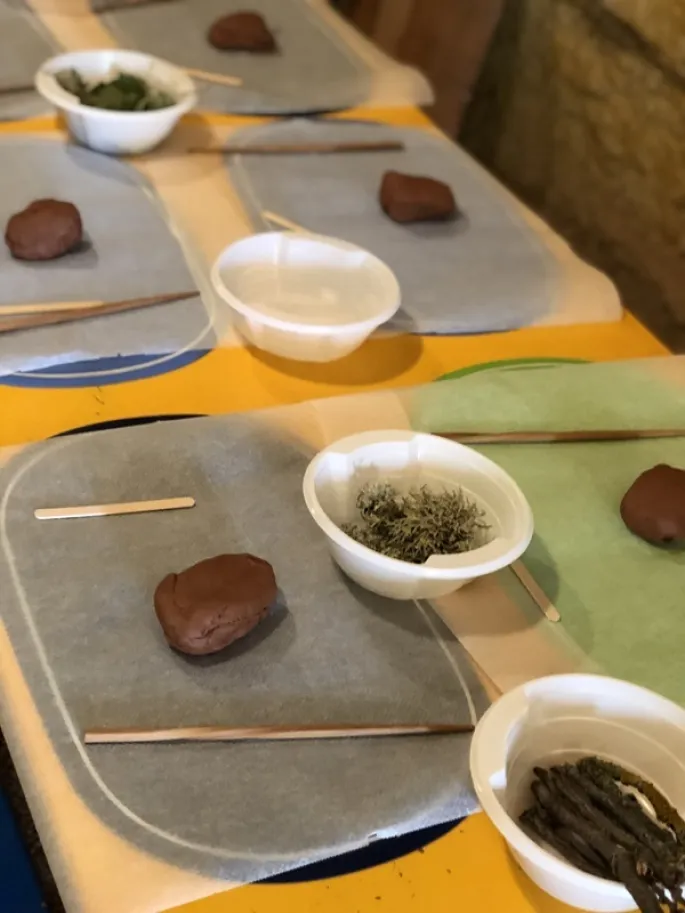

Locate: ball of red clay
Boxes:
[379,170,458,224]
[207,12,277,52]
[5,199,83,261]
[154,553,277,656]
[620,464,685,545]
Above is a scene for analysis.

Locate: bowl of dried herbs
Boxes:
[303,429,533,600]
[36,49,196,155]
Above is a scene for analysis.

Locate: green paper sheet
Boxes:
[411,357,685,704]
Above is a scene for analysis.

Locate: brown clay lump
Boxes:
[620,464,685,545]
[154,553,277,656]
[5,199,83,261]
[379,171,458,224]
[207,12,277,52]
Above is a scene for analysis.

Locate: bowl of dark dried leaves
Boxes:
[303,429,533,600]
[471,674,685,912]
[36,49,196,155]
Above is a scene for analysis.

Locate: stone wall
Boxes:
[461,0,685,348]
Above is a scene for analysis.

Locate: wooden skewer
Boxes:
[184,67,243,88]
[2,295,198,317]
[0,291,197,334]
[34,497,195,521]
[92,0,173,11]
[85,722,474,745]
[0,83,35,96]
[187,140,405,156]
[262,210,307,233]
[439,429,685,444]
[510,560,561,624]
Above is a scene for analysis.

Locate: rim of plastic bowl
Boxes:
[35,50,197,119]
[302,430,534,578]
[210,233,401,335]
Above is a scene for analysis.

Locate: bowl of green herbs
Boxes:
[303,430,533,600]
[36,49,196,155]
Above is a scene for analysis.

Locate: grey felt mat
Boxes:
[0,415,486,882]
[0,1,56,120]
[228,119,565,334]
[0,138,216,377]
[99,0,370,115]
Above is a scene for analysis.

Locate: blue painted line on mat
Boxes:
[263,818,461,883]
[0,789,45,913]
[0,349,211,389]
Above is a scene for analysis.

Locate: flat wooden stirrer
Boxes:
[262,210,307,233]
[184,67,243,87]
[35,497,195,521]
[510,560,560,623]
[85,722,475,745]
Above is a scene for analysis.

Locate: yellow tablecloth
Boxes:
[0,104,668,913]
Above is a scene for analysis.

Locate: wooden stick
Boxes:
[35,497,195,521]
[0,83,34,96]
[84,722,474,745]
[184,67,243,88]
[2,295,198,317]
[510,560,561,624]
[439,429,685,444]
[92,0,173,11]
[187,140,405,156]
[0,291,197,334]
[262,210,307,233]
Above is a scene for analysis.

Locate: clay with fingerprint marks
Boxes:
[154,553,277,655]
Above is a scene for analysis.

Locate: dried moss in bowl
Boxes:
[56,69,176,111]
[341,482,490,564]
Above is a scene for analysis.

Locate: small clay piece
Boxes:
[620,464,685,545]
[207,12,277,52]
[154,553,277,655]
[5,199,83,261]
[379,170,457,224]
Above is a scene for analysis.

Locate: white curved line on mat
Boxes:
[413,601,478,727]
[0,440,363,863]
[16,302,218,381]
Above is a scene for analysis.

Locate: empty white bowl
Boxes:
[36,49,196,155]
[211,232,400,362]
[470,674,685,912]
[302,430,533,600]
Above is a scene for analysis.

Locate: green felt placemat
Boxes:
[411,357,685,704]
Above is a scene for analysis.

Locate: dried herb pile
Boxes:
[521,757,685,912]
[56,69,176,111]
[341,482,489,564]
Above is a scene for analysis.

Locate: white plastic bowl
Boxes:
[211,232,400,362]
[302,430,533,600]
[470,674,685,912]
[35,50,196,155]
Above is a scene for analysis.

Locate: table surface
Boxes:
[0,102,668,913]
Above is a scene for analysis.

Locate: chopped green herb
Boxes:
[56,69,176,112]
[341,482,490,564]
